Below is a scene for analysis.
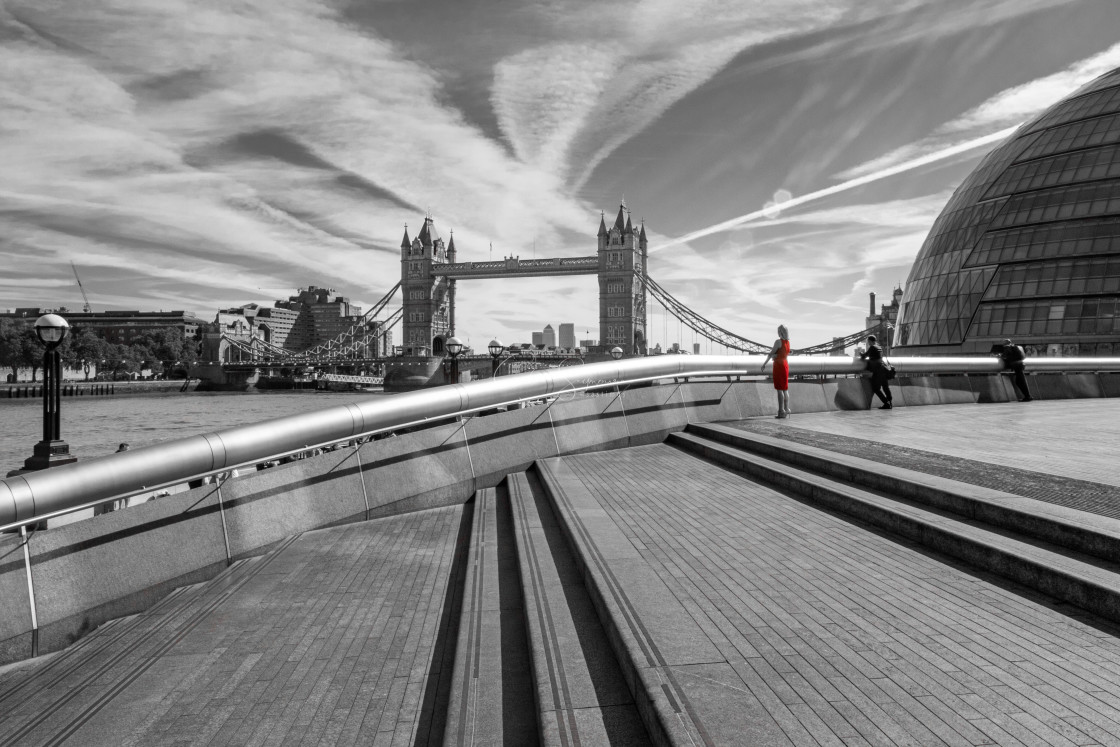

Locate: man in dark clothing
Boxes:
[998,338,1033,401]
[859,335,892,409]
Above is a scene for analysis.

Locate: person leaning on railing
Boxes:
[998,338,1033,402]
[859,336,893,410]
[760,325,791,419]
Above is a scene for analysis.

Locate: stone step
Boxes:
[507,471,648,746]
[534,457,791,746]
[684,421,1120,564]
[441,487,537,746]
[669,429,1120,627]
[0,508,471,747]
[0,543,291,747]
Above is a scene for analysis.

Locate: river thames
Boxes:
[0,391,390,475]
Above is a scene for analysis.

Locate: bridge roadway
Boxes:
[2,400,1120,745]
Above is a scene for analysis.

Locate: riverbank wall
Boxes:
[0,379,201,401]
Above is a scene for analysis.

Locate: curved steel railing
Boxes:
[3,354,1119,530]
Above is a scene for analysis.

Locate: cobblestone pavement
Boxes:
[0,506,466,747]
[727,399,1120,519]
[565,444,1120,747]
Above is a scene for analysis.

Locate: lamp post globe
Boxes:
[445,336,463,384]
[34,313,69,348]
[488,339,504,377]
[18,314,77,475]
[610,346,624,361]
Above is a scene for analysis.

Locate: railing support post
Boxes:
[20,525,39,658]
[614,385,632,444]
[460,419,477,482]
[216,477,232,567]
[546,405,561,455]
[354,443,371,521]
[672,381,688,424]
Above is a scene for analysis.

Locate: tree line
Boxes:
[0,319,199,381]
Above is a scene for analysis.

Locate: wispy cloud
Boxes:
[837,41,1120,180]
[655,131,1010,251]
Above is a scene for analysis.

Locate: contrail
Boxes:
[653,125,1021,252]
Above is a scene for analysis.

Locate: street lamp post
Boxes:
[446,336,463,384]
[488,339,504,377]
[610,346,624,361]
[22,314,77,471]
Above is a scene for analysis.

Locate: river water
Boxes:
[0,391,392,475]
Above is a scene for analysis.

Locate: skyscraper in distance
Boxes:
[559,323,575,349]
[543,324,556,347]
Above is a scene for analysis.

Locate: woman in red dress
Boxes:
[761,325,791,418]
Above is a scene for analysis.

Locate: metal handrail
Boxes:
[3,354,1120,532]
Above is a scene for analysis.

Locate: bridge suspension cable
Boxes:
[645,275,885,356]
[790,325,889,356]
[644,275,771,354]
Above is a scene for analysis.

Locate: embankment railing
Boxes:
[3,354,1120,533]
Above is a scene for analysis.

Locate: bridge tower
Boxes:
[400,216,454,356]
[597,204,648,355]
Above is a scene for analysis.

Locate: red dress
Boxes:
[772,340,790,391]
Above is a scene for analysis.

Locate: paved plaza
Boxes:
[733,398,1120,517]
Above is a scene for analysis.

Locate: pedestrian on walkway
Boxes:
[761,324,791,419]
[998,338,1033,401]
[860,335,893,409]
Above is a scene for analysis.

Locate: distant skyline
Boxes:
[3,1,1120,351]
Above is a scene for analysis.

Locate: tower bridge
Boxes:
[432,255,600,279]
[398,204,650,359]
[210,204,882,387]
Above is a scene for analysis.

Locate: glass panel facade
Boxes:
[897,71,1120,353]
[987,179,1120,230]
[965,217,1120,266]
[1022,71,1120,135]
[969,298,1120,338]
[1017,112,1120,162]
[983,257,1120,300]
[894,267,994,347]
[982,145,1120,200]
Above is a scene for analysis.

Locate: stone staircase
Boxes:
[670,423,1120,625]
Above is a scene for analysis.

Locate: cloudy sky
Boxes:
[3,0,1120,352]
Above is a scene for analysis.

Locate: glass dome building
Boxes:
[895,68,1120,356]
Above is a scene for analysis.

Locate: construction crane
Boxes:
[71,262,92,313]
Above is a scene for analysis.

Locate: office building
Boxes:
[1,308,205,345]
[896,68,1120,356]
[559,323,575,349]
